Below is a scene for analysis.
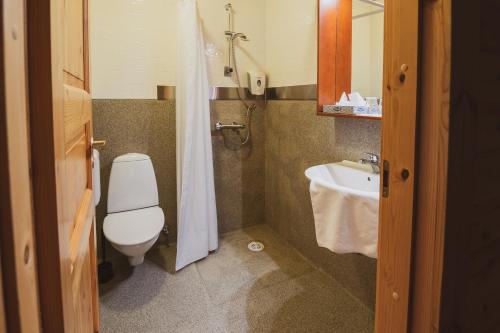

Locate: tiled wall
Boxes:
[265,0,317,87]
[90,0,267,98]
[93,100,265,257]
[93,99,380,310]
[90,0,318,99]
[265,101,381,310]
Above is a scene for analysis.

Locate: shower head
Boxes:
[225,3,232,11]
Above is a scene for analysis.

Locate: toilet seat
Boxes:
[103,206,164,246]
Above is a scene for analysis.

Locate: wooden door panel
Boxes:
[64,84,91,144]
[73,250,94,333]
[375,0,419,331]
[62,25,96,331]
[63,0,85,80]
[69,189,94,274]
[28,0,98,331]
[63,83,92,237]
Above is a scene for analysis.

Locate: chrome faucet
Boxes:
[360,152,380,174]
[215,121,246,131]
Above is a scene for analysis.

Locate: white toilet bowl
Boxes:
[103,153,165,266]
[104,207,164,266]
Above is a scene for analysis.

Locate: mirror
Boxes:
[318,0,385,117]
[351,0,384,98]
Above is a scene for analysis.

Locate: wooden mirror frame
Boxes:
[317,0,352,115]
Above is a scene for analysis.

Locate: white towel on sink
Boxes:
[309,180,379,258]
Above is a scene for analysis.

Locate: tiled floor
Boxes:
[99,225,374,333]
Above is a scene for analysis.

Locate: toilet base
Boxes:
[128,255,145,266]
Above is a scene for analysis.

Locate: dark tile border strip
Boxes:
[157,84,317,101]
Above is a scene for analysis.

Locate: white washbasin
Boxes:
[305,160,380,258]
[305,160,380,199]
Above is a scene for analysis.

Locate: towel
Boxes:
[309,180,379,258]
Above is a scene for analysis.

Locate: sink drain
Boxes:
[248,241,265,252]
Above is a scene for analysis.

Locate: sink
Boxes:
[305,160,380,198]
[305,160,380,258]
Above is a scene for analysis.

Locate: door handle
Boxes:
[91,138,106,148]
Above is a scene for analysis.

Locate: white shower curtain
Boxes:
[175,0,218,271]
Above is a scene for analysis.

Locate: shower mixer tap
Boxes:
[215,121,246,131]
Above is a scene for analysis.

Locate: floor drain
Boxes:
[248,241,265,252]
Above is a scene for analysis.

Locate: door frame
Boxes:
[1,0,452,332]
[0,1,42,332]
[410,0,451,331]
[375,0,451,331]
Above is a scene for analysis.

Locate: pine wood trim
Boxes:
[375,0,420,331]
[317,0,352,114]
[1,1,42,331]
[27,0,67,330]
[410,0,451,331]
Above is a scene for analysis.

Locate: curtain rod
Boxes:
[357,0,384,9]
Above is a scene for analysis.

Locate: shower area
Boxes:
[92,0,380,331]
[92,0,268,242]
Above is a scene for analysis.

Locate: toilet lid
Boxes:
[103,207,164,246]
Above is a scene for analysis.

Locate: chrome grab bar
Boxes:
[215,121,246,131]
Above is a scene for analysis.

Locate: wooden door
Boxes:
[27,0,99,332]
[375,0,420,332]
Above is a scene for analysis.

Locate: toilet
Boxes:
[103,153,164,266]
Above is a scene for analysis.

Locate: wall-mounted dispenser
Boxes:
[247,71,266,96]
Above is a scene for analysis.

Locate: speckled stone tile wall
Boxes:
[93,99,265,259]
[264,100,381,310]
[94,98,380,310]
[209,100,266,233]
[93,100,177,259]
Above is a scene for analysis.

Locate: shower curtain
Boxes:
[175,0,218,271]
